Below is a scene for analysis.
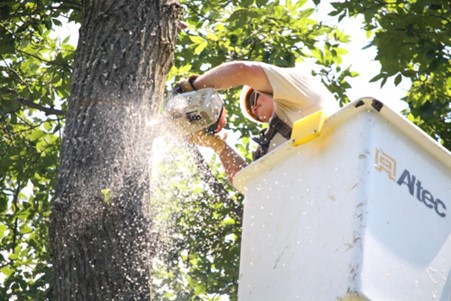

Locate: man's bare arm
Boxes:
[218,143,248,183]
[192,61,273,94]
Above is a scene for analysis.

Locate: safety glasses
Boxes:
[248,90,260,111]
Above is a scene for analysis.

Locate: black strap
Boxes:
[252,115,292,161]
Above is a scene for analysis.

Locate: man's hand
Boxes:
[189,130,226,154]
[173,74,199,94]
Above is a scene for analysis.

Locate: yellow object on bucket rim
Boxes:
[290,110,328,146]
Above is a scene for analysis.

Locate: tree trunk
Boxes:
[50,1,181,300]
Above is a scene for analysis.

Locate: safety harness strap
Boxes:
[252,115,292,161]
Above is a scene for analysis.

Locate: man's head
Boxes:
[240,86,275,123]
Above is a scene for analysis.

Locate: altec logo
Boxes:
[374,148,447,218]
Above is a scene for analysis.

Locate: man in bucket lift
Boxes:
[175,61,339,182]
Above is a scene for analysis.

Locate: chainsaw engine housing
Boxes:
[167,88,226,135]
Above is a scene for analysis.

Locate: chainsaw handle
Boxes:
[173,74,199,95]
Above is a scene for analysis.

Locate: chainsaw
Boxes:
[166,88,227,135]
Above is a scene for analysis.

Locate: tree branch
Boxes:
[16,49,73,71]
[15,97,65,116]
[50,0,83,11]
[11,183,24,254]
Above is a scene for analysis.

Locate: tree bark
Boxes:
[50,1,181,300]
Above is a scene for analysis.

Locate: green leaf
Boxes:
[380,76,388,88]
[43,121,53,131]
[101,189,112,204]
[240,0,253,8]
[294,0,308,9]
[29,128,45,141]
[189,36,205,44]
[221,216,236,226]
[394,73,402,86]
[206,32,219,42]
[1,266,15,277]
[256,0,267,7]
[446,77,451,90]
[20,224,33,234]
[52,18,62,27]
[0,223,7,237]
[369,73,385,83]
[194,41,208,54]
